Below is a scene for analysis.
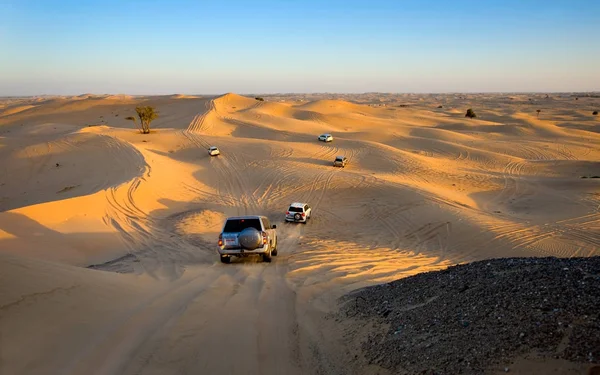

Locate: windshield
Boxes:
[223,218,262,232]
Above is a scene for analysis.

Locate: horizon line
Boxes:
[2,90,600,99]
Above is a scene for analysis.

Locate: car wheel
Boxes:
[262,251,272,263]
[271,239,278,256]
[220,255,230,264]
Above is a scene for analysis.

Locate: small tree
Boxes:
[536,109,541,117]
[132,106,158,134]
[465,108,476,119]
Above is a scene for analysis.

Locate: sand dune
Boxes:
[0,92,599,374]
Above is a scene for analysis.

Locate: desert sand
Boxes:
[0,92,599,374]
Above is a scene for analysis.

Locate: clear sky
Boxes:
[1,0,599,95]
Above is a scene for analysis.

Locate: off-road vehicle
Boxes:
[285,202,312,223]
[217,215,277,263]
[333,155,348,167]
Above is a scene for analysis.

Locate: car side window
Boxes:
[262,218,270,229]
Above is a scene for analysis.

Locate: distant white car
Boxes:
[285,202,312,223]
[208,146,220,156]
[318,134,333,142]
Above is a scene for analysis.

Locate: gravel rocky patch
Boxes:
[339,256,600,374]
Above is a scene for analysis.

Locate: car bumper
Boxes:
[218,245,269,256]
[285,217,307,222]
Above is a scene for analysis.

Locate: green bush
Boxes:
[255,97,264,101]
[126,106,159,134]
[465,108,476,118]
[593,111,598,115]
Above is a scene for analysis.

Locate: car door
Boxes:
[304,204,311,217]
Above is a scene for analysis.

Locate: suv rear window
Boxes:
[288,207,303,212]
[335,157,344,161]
[223,218,262,232]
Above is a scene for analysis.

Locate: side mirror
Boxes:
[272,225,277,229]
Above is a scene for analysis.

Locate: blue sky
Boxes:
[1,0,599,95]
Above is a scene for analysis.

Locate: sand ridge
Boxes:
[0,92,599,374]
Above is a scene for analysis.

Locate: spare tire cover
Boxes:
[238,227,262,250]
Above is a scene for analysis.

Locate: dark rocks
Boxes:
[339,256,600,374]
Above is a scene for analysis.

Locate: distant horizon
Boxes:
[2,90,600,99]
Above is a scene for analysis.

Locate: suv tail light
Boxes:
[218,233,223,246]
[261,231,268,245]
[301,212,305,217]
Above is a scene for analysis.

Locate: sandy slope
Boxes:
[0,92,599,374]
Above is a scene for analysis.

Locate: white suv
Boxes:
[318,134,333,142]
[285,202,312,223]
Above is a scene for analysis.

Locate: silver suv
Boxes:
[333,156,348,167]
[217,215,278,263]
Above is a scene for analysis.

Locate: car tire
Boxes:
[262,251,272,263]
[220,255,230,264]
[272,239,278,256]
[294,213,302,221]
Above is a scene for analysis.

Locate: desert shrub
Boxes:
[255,97,264,101]
[593,111,598,115]
[536,109,541,117]
[437,105,443,108]
[125,106,158,134]
[465,108,477,118]
[135,106,158,134]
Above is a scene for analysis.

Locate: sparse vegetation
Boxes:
[437,105,443,108]
[127,107,158,134]
[255,97,264,101]
[536,109,541,117]
[465,108,477,119]
[593,111,598,115]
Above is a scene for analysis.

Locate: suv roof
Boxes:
[335,156,346,160]
[225,215,267,220]
[289,202,307,208]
